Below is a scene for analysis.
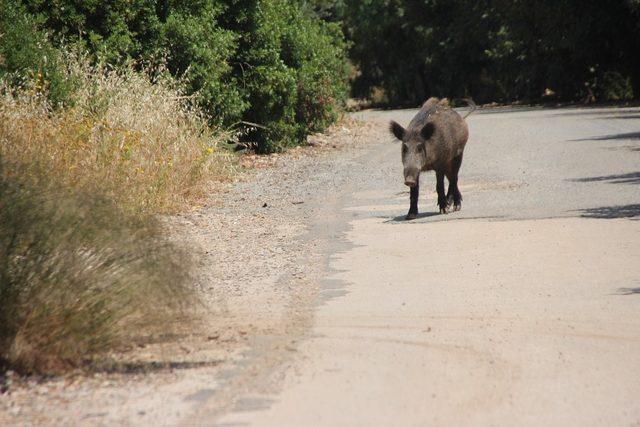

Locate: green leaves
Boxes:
[228,0,349,152]
[2,0,350,152]
[344,0,640,104]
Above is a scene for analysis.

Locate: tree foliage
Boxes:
[344,0,640,105]
[3,0,639,147]
[1,0,350,152]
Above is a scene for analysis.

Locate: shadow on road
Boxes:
[380,213,504,223]
[605,145,640,152]
[477,105,640,117]
[383,212,441,223]
[570,172,640,185]
[576,204,640,219]
[571,131,640,142]
[615,287,640,295]
[597,115,640,120]
[552,108,640,117]
[90,359,221,375]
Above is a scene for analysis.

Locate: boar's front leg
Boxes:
[446,154,463,212]
[406,183,419,220]
[436,171,449,214]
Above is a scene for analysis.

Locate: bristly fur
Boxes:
[388,96,471,220]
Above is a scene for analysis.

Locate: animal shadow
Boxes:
[384,211,441,223]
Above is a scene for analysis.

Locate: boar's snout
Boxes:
[404,168,419,187]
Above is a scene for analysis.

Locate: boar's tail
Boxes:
[461,98,477,119]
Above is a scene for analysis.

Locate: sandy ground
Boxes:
[2,105,640,426]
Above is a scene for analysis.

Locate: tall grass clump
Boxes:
[0,160,192,373]
[0,54,231,374]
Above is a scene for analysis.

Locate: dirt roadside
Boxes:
[0,119,384,426]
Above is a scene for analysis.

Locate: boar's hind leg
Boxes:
[406,183,419,220]
[436,171,449,214]
[446,154,463,212]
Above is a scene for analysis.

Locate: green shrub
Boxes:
[0,0,74,106]
[18,0,163,64]
[162,8,246,125]
[285,18,350,138]
[232,0,299,152]
[599,71,634,101]
[234,0,349,152]
[17,0,245,124]
[7,0,350,152]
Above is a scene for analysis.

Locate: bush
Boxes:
[0,159,192,374]
[0,55,233,373]
[7,0,350,152]
[234,0,350,152]
[599,71,634,101]
[0,0,74,107]
[343,0,640,105]
[0,54,232,214]
[284,10,350,138]
[162,8,246,125]
[14,0,245,123]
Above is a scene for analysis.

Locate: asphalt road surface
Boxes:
[216,105,640,427]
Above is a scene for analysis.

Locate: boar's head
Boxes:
[389,120,435,187]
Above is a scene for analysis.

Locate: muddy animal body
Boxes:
[390,97,475,220]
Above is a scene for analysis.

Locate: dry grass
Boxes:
[0,56,233,374]
[0,164,194,373]
[0,55,234,214]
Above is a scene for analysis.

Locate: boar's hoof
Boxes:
[439,206,450,214]
[406,212,418,220]
[453,203,462,212]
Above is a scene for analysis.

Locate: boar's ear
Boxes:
[389,120,405,141]
[421,122,435,140]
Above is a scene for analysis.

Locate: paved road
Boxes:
[217,105,640,426]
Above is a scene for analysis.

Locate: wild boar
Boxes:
[389,97,475,220]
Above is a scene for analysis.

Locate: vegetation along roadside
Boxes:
[0,0,350,374]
